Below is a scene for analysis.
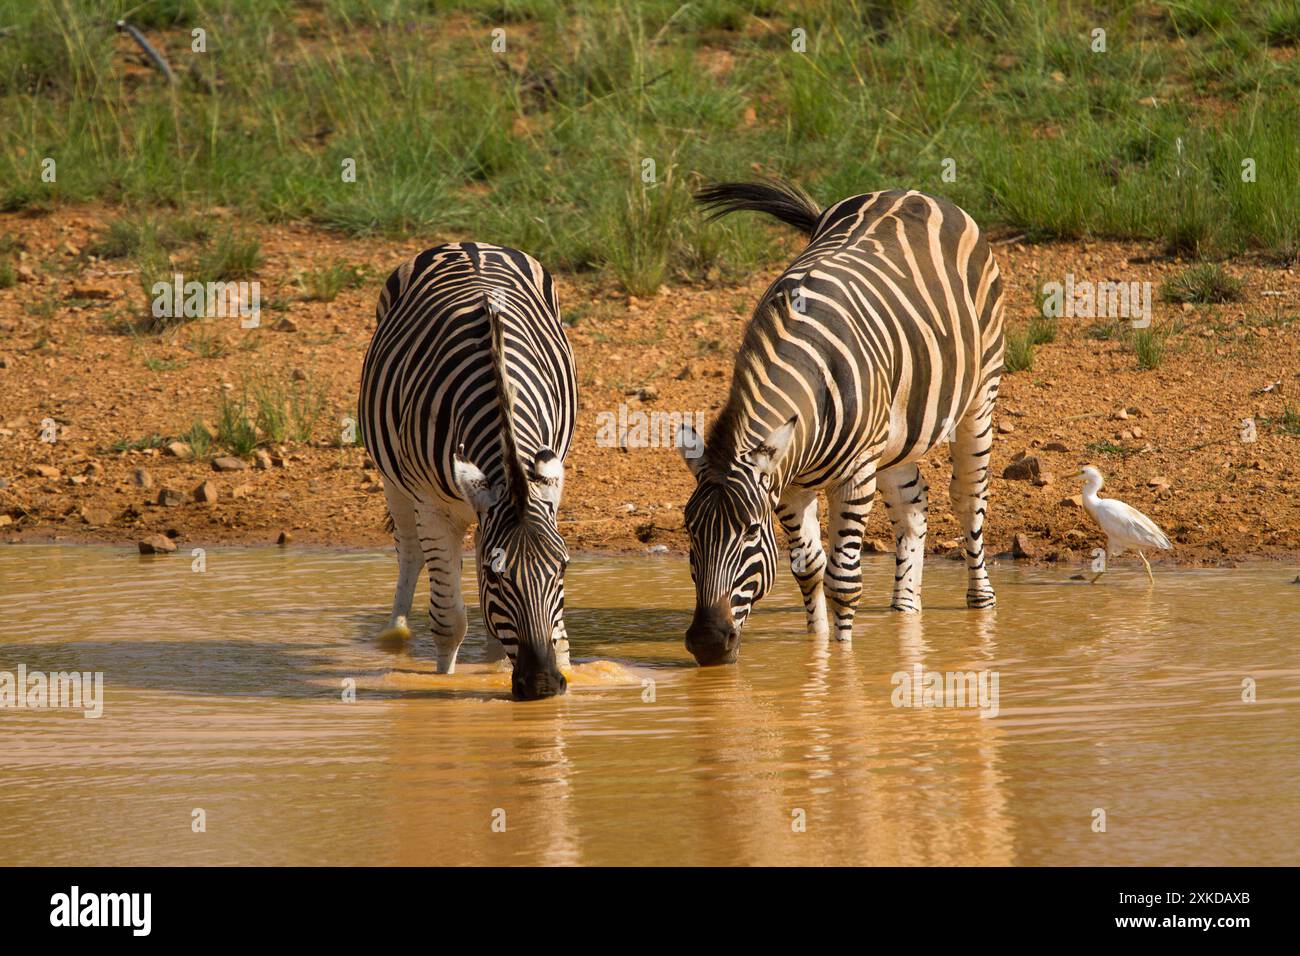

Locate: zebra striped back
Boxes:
[359,243,576,698]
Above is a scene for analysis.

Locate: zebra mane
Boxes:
[704,298,788,475]
[485,294,531,517]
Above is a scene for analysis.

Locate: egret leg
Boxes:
[1088,569,1106,584]
[1139,551,1154,585]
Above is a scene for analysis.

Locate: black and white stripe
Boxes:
[679,179,1003,664]
[358,242,576,699]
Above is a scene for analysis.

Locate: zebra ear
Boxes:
[530,449,564,507]
[676,422,707,480]
[453,448,499,514]
[744,416,797,478]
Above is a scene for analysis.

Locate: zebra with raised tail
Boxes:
[677,179,1004,665]
[358,243,576,700]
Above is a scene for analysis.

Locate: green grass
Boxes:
[2,0,1300,289]
[1003,326,1035,373]
[1263,404,1300,435]
[0,258,14,289]
[300,261,367,302]
[215,390,259,457]
[1133,326,1169,370]
[1160,264,1244,304]
[1026,315,1057,345]
[181,421,213,460]
[252,379,326,445]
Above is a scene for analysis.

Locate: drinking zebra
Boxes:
[677,179,1004,665]
[358,243,576,699]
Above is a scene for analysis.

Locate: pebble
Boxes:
[1012,533,1038,559]
[31,464,61,479]
[193,480,220,504]
[81,506,112,526]
[138,534,176,554]
[212,456,247,472]
[133,467,153,489]
[1002,456,1041,482]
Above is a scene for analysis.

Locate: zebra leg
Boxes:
[380,484,421,641]
[878,463,928,613]
[777,487,828,639]
[949,403,997,609]
[413,503,469,674]
[825,468,877,642]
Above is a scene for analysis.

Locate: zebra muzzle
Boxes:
[685,605,742,666]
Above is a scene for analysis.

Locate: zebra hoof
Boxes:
[889,603,921,613]
[378,620,412,642]
[966,591,997,609]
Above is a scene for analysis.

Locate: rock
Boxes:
[1112,408,1128,421]
[254,449,272,470]
[292,368,307,381]
[81,506,112,526]
[1033,473,1053,487]
[1012,533,1038,559]
[272,318,297,332]
[164,441,190,458]
[646,544,668,554]
[230,483,253,499]
[212,456,247,472]
[1131,426,1144,439]
[193,480,220,503]
[996,421,1015,434]
[157,488,183,507]
[31,464,61,479]
[0,515,11,528]
[1059,494,1084,510]
[133,467,153,489]
[138,534,176,554]
[277,530,292,545]
[1042,441,1069,453]
[1147,475,1171,491]
[16,264,36,283]
[1002,456,1041,481]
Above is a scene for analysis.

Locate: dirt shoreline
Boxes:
[2,205,1299,568]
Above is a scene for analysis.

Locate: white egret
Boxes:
[1075,466,1172,584]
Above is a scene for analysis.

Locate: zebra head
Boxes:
[454,445,569,700]
[452,297,571,700]
[677,417,797,665]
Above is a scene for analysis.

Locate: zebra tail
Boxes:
[694,178,821,236]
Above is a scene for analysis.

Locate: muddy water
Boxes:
[0,544,1297,866]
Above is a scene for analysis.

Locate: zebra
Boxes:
[358,243,577,700]
[676,179,1004,665]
